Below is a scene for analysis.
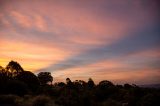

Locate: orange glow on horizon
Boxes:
[0,0,159,84]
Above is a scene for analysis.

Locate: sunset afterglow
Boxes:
[0,0,159,84]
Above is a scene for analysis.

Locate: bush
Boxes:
[5,80,29,96]
[102,99,121,106]
[30,95,56,106]
[0,95,23,106]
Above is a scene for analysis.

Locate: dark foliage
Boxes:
[38,72,53,85]
[15,71,40,92]
[0,61,160,106]
[6,60,24,77]
[87,78,95,89]
[5,80,29,96]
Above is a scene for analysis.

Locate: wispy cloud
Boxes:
[0,0,159,84]
[38,24,160,72]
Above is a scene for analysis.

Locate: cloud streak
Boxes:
[38,24,160,72]
[0,0,159,84]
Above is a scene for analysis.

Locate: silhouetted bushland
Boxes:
[15,71,40,92]
[87,78,95,89]
[5,80,29,96]
[0,95,22,106]
[38,72,53,85]
[0,61,160,106]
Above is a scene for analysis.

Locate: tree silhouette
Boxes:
[73,80,87,90]
[38,72,53,85]
[0,66,12,94]
[66,78,74,89]
[0,66,11,79]
[87,78,95,89]
[5,80,29,96]
[0,66,12,82]
[55,82,66,88]
[6,60,24,77]
[66,78,71,84]
[15,71,40,92]
[0,61,160,106]
[98,80,114,89]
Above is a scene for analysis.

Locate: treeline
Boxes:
[0,61,160,106]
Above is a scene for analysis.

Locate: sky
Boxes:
[0,0,160,84]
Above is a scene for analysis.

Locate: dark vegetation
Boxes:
[0,61,159,106]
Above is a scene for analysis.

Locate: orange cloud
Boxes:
[0,40,71,72]
[0,0,159,85]
[51,57,160,84]
[52,65,160,84]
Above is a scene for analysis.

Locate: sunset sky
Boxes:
[0,0,159,84]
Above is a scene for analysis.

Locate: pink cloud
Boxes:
[1,0,157,46]
[10,11,32,28]
[0,0,159,84]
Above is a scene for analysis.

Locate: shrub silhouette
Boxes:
[5,80,29,96]
[0,95,22,106]
[0,61,160,106]
[15,71,40,92]
[31,95,53,106]
[87,78,95,89]
[38,72,53,85]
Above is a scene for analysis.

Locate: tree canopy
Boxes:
[6,60,24,77]
[38,72,53,85]
[0,61,159,106]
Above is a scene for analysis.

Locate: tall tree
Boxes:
[98,80,114,89]
[66,78,72,84]
[87,78,95,89]
[0,66,12,82]
[37,72,53,85]
[6,60,24,77]
[15,71,40,92]
[66,78,74,89]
